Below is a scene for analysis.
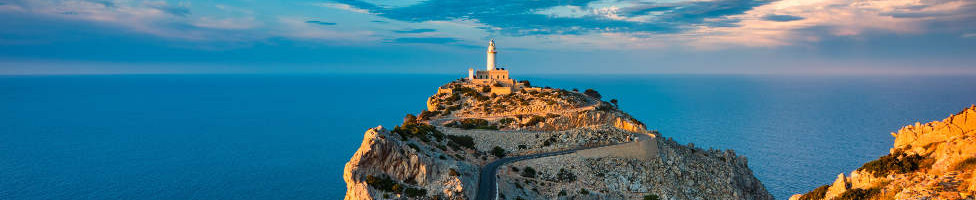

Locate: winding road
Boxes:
[474,143,619,200]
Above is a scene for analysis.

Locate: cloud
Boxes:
[762,14,803,22]
[274,17,377,43]
[391,37,459,44]
[329,0,773,36]
[687,0,976,48]
[394,28,435,33]
[305,20,337,26]
[316,2,372,14]
[144,1,191,17]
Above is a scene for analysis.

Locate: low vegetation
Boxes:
[393,114,444,142]
[556,168,576,182]
[857,149,933,177]
[579,188,590,195]
[491,146,506,158]
[447,135,475,149]
[798,184,829,200]
[583,89,601,99]
[836,187,880,200]
[446,118,498,130]
[520,166,536,178]
[643,194,661,200]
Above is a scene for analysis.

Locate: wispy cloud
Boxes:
[329,0,773,36]
[762,14,803,22]
[305,20,337,26]
[393,28,435,33]
[391,37,458,44]
[687,0,976,48]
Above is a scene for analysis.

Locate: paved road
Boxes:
[474,144,617,200]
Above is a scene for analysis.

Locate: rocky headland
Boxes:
[790,105,976,200]
[344,80,773,200]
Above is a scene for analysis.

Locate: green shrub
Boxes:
[499,118,516,125]
[511,166,519,172]
[392,121,442,141]
[558,190,567,196]
[482,86,491,93]
[449,168,460,176]
[836,188,880,200]
[447,135,475,149]
[454,86,478,97]
[365,175,398,192]
[403,114,417,125]
[521,167,536,178]
[556,168,576,182]
[519,80,531,87]
[858,150,931,177]
[403,187,427,198]
[418,110,440,120]
[579,188,589,195]
[643,194,661,200]
[583,89,601,99]
[491,146,506,158]
[446,118,497,130]
[798,184,829,200]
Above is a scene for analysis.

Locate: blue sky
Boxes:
[0,0,974,75]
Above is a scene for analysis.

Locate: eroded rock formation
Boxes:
[790,105,976,200]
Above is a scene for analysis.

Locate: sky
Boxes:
[0,0,974,75]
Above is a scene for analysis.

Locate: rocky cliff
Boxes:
[344,80,772,200]
[790,105,976,200]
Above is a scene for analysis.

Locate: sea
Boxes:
[1,74,974,200]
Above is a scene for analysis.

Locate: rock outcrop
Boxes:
[344,80,772,200]
[790,105,976,200]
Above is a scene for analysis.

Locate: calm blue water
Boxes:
[1,74,974,199]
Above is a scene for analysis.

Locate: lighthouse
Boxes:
[486,39,496,71]
[450,39,520,95]
[468,40,509,81]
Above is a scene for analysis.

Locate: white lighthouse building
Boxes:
[445,39,528,95]
[471,40,510,81]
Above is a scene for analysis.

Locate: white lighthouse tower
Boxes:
[486,39,496,71]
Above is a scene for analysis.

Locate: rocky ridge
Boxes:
[790,105,976,200]
[344,80,773,200]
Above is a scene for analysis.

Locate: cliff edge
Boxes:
[790,105,976,200]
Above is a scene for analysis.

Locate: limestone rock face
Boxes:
[791,105,976,200]
[824,173,848,200]
[343,126,479,200]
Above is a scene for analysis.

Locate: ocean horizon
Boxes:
[2,74,975,199]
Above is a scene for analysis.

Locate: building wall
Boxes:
[488,70,509,79]
[490,86,512,95]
